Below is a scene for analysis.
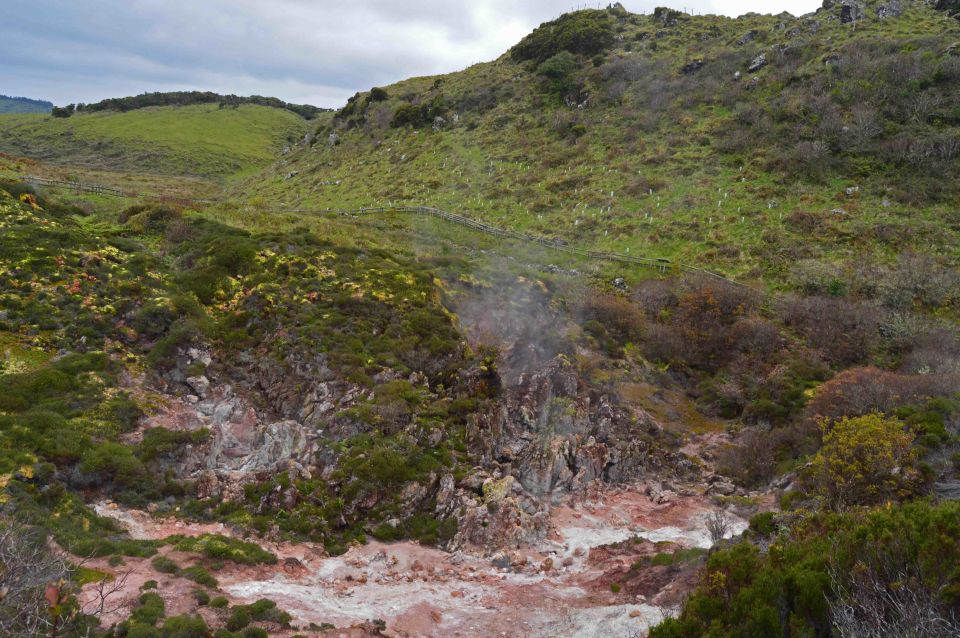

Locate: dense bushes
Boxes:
[634,275,758,372]
[537,51,579,98]
[74,91,325,119]
[390,96,448,128]
[807,366,960,422]
[649,501,960,638]
[578,291,645,355]
[169,534,277,565]
[807,413,920,508]
[511,9,615,63]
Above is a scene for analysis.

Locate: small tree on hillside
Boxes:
[808,413,919,509]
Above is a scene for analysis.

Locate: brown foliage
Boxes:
[778,294,878,366]
[807,366,960,422]
[579,292,645,345]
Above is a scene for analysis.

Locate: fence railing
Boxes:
[20,175,133,198]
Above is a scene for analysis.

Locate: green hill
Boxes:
[237,0,960,284]
[0,102,311,178]
[0,95,53,114]
[1,3,960,637]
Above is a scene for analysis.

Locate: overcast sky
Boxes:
[1,0,820,109]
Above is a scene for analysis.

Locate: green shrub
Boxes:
[181,565,218,588]
[209,596,229,609]
[511,9,615,63]
[226,607,251,631]
[169,534,277,565]
[537,51,579,97]
[191,589,210,606]
[807,413,919,508]
[390,96,448,128]
[78,442,146,489]
[133,298,179,340]
[119,205,182,233]
[161,614,208,638]
[748,511,777,537]
[242,629,267,638]
[151,555,180,574]
[649,501,960,637]
[131,592,166,626]
[126,623,162,638]
[138,428,209,462]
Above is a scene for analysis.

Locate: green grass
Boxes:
[0,104,309,178]
[231,2,960,286]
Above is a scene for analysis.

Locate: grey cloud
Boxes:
[0,0,819,108]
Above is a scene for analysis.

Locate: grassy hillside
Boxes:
[236,0,960,284]
[0,103,310,178]
[0,95,52,114]
[1,3,960,635]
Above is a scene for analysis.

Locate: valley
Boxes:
[2,1,960,637]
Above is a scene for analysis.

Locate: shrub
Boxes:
[161,615,208,638]
[242,629,267,638]
[191,589,210,606]
[778,295,877,366]
[390,96,447,128]
[169,534,277,565]
[226,607,251,631]
[131,592,166,626]
[132,298,179,341]
[369,87,389,102]
[77,442,146,489]
[537,51,579,97]
[748,511,777,537]
[119,205,182,233]
[579,292,645,354]
[649,501,960,638]
[181,565,217,588]
[807,413,919,508]
[150,555,180,574]
[138,428,209,463]
[209,596,229,609]
[126,624,162,638]
[807,366,960,422]
[511,10,615,63]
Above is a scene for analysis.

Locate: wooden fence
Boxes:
[20,175,132,197]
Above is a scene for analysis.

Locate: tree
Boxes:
[0,520,70,638]
[50,105,74,118]
[807,413,918,508]
[0,519,128,638]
